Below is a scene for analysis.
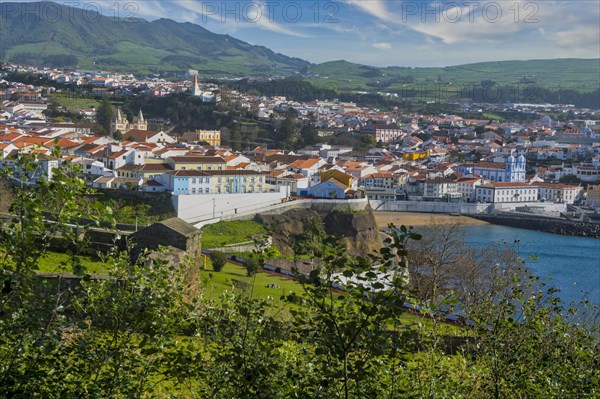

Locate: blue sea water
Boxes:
[462,225,600,306]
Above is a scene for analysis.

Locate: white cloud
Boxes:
[159,0,311,38]
[373,42,392,49]
[555,26,600,55]
[344,0,398,22]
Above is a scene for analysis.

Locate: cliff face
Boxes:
[257,207,381,257]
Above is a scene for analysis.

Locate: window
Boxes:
[204,188,209,193]
[192,188,196,194]
[192,178,196,184]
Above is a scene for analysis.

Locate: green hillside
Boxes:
[0,1,309,77]
[0,1,597,94]
[309,58,600,93]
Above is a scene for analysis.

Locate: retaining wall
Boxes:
[369,200,490,214]
[193,198,370,229]
[174,189,288,224]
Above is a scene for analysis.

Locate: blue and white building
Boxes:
[456,155,526,183]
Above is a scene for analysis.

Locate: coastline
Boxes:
[373,211,489,229]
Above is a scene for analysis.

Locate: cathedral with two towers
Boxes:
[111,108,147,135]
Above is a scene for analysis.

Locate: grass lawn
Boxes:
[49,93,100,112]
[38,251,109,274]
[201,220,266,249]
[36,250,450,328]
[199,260,306,319]
[199,259,428,326]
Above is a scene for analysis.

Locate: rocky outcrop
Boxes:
[257,207,381,257]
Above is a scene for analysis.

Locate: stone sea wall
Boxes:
[472,214,600,238]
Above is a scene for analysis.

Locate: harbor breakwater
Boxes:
[472,213,600,238]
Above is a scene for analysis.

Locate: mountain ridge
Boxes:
[0,1,598,92]
[0,1,310,76]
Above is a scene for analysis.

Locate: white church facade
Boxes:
[456,155,526,183]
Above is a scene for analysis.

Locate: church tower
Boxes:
[504,153,526,182]
[193,71,202,97]
[516,154,526,182]
[110,108,147,135]
[111,107,128,135]
[131,109,148,131]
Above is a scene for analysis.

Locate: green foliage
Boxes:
[292,215,327,258]
[289,227,419,398]
[209,251,227,272]
[80,190,175,225]
[559,174,582,185]
[1,152,598,398]
[38,251,108,274]
[96,97,114,136]
[201,220,266,249]
[308,59,600,106]
[244,257,262,277]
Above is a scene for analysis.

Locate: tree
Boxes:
[360,134,377,148]
[226,121,242,151]
[559,174,581,186]
[0,153,200,397]
[290,227,422,399]
[244,257,262,277]
[1,156,599,398]
[209,251,227,272]
[96,97,113,136]
[460,268,600,399]
[298,124,319,148]
[274,109,299,148]
[292,216,327,259]
[406,220,523,306]
[406,220,469,303]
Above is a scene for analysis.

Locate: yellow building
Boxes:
[320,169,354,188]
[116,163,174,180]
[586,185,600,208]
[167,156,227,171]
[403,150,430,161]
[206,170,265,193]
[197,130,221,146]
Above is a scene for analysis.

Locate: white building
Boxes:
[456,154,526,183]
[456,177,484,202]
[535,183,583,204]
[421,178,457,199]
[476,182,539,203]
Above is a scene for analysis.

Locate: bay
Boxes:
[462,224,600,306]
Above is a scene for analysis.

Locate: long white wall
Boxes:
[370,200,490,214]
[173,188,288,224]
[491,202,567,213]
[193,198,370,229]
[370,200,567,215]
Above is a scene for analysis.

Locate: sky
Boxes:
[11,0,600,67]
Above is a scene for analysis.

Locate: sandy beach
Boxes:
[373,211,489,229]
